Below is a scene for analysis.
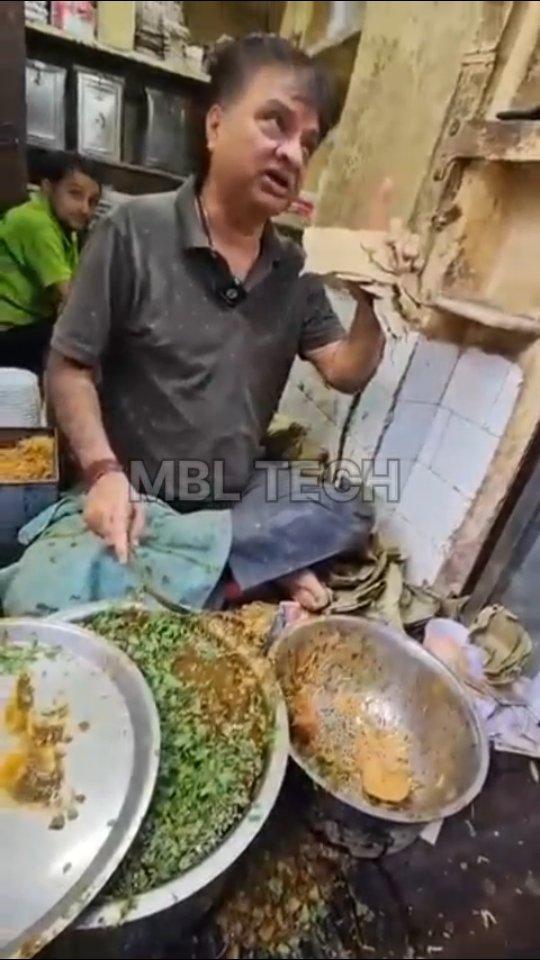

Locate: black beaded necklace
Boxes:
[195,193,247,305]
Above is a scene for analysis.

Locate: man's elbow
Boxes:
[325,335,385,394]
[326,360,379,395]
[46,348,70,384]
[47,348,89,377]
[329,373,369,394]
[46,349,93,400]
[47,347,61,372]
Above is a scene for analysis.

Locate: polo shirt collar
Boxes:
[175,176,284,269]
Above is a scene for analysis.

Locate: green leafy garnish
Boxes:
[88,609,271,900]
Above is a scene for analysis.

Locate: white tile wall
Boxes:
[363,461,413,525]
[398,461,471,548]
[430,413,500,500]
[343,381,395,461]
[407,536,446,585]
[386,343,521,585]
[401,337,460,404]
[482,363,523,436]
[418,406,452,467]
[377,400,438,462]
[441,348,518,432]
[364,454,407,508]
[377,510,446,584]
[397,458,415,498]
[377,324,419,396]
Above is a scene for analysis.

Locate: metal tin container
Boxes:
[51,601,290,934]
[26,59,67,150]
[73,66,124,161]
[0,427,59,556]
[138,86,190,175]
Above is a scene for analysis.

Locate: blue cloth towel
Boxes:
[0,493,232,617]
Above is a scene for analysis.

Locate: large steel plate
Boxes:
[0,618,160,958]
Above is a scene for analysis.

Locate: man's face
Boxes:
[45,169,101,232]
[206,65,321,218]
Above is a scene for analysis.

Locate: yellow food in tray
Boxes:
[0,673,68,807]
[0,435,55,483]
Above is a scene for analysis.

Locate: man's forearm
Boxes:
[47,349,115,471]
[348,292,385,385]
[327,292,385,394]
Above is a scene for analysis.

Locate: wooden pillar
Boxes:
[0,2,27,211]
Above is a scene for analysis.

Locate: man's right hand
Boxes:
[84,471,145,564]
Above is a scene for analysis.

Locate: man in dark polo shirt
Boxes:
[47,34,385,611]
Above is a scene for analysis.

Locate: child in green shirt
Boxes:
[0,151,101,374]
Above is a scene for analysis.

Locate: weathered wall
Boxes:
[316,0,484,228]
[183,1,285,44]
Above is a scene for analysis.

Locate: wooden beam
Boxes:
[434,294,540,337]
[449,119,540,163]
[0,2,27,209]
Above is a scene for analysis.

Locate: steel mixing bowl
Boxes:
[274,615,489,824]
[49,601,289,930]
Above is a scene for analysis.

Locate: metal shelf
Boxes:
[27,143,184,195]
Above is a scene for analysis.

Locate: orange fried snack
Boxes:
[0,436,55,482]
